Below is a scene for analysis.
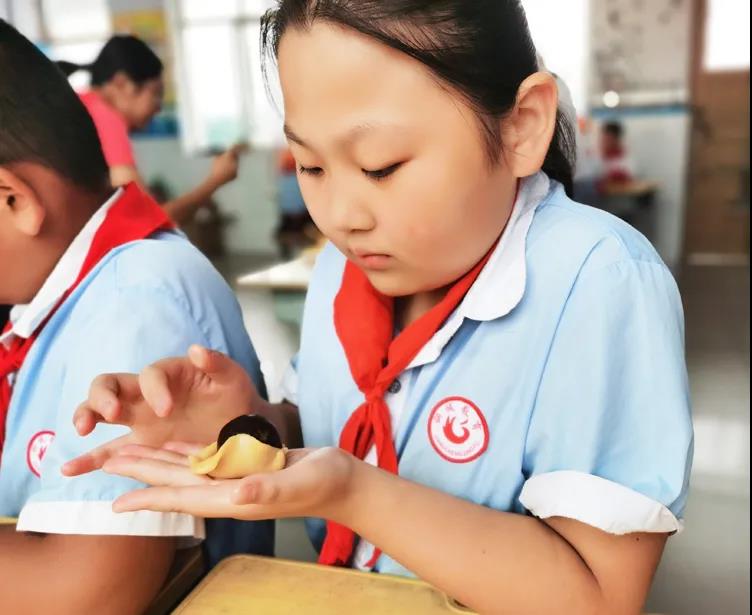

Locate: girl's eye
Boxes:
[299,165,324,177]
[363,162,403,181]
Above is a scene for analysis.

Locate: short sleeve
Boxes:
[519,258,693,535]
[16,285,207,538]
[80,92,136,167]
[97,113,136,168]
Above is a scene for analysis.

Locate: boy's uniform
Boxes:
[0,184,272,557]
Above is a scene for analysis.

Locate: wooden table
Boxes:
[0,516,17,525]
[172,555,473,614]
[601,179,659,198]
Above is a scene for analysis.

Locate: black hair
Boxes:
[261,0,575,195]
[57,34,162,87]
[0,20,109,193]
[603,121,624,138]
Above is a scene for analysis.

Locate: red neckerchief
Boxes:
[319,240,498,568]
[0,183,174,462]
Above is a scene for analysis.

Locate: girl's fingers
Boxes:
[113,482,245,517]
[103,456,207,487]
[163,441,206,456]
[72,404,98,436]
[86,374,124,422]
[188,345,246,387]
[117,444,191,466]
[61,434,130,476]
[138,365,175,418]
[231,451,320,506]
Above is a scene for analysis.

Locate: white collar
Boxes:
[460,171,551,321]
[406,172,552,370]
[1,188,123,345]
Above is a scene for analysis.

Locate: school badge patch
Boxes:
[427,397,488,463]
[27,430,55,477]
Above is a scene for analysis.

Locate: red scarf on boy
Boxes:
[0,183,173,462]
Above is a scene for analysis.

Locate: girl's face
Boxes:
[117,75,164,131]
[278,23,517,297]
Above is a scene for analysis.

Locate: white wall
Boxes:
[132,138,279,254]
[589,0,692,105]
[522,0,590,115]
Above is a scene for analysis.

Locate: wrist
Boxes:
[319,450,366,527]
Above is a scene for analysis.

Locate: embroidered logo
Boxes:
[27,431,55,477]
[427,397,489,463]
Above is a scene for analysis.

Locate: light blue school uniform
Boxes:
[0,201,272,561]
[287,172,693,576]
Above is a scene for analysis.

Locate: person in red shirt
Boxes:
[58,35,242,225]
[599,121,635,186]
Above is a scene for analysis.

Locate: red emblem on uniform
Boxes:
[427,397,488,463]
[27,430,55,477]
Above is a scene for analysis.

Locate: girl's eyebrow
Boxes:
[285,121,405,151]
[284,124,307,147]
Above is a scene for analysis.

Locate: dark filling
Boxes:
[217,414,283,450]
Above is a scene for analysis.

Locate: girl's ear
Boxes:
[499,71,559,178]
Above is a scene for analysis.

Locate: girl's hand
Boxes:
[102,443,356,523]
[62,345,262,477]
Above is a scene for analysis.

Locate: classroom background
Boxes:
[1,1,748,614]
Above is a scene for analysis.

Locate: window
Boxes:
[169,0,284,153]
[42,0,111,91]
[2,0,111,91]
[704,0,750,71]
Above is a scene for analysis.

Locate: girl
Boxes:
[64,2,692,613]
[58,35,243,224]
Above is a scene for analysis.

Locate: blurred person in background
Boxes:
[57,35,243,225]
[275,147,318,259]
[598,120,635,187]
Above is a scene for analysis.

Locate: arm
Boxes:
[109,147,244,225]
[109,164,143,189]
[162,146,245,225]
[0,527,174,615]
[102,446,664,615]
[161,176,224,225]
[336,460,665,615]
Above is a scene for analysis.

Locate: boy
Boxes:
[0,21,270,614]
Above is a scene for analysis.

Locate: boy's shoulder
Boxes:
[106,231,231,298]
[65,230,240,331]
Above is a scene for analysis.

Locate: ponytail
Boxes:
[56,35,162,87]
[56,60,87,77]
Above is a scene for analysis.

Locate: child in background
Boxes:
[0,21,272,613]
[66,2,692,613]
[275,147,316,258]
[599,120,636,186]
[58,35,243,225]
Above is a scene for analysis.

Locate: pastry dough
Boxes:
[190,414,287,479]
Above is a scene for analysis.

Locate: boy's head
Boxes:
[0,20,110,305]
